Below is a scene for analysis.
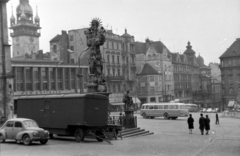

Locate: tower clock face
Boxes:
[29,37,34,43]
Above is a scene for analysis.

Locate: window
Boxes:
[14,122,22,128]
[51,82,55,90]
[112,55,115,63]
[7,121,14,127]
[117,69,120,76]
[112,69,115,76]
[164,105,168,109]
[229,88,233,94]
[228,69,233,74]
[158,105,163,109]
[145,105,149,109]
[149,105,153,109]
[26,83,32,91]
[26,68,31,80]
[69,35,74,41]
[154,105,158,109]
[70,46,74,51]
[150,76,154,82]
[117,56,120,63]
[107,68,110,76]
[107,55,110,63]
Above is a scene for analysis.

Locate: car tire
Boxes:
[74,128,85,142]
[0,133,5,143]
[22,134,32,145]
[40,139,48,144]
[163,113,169,119]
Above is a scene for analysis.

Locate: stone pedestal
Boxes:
[124,110,135,129]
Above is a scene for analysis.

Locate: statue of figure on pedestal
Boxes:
[123,90,133,111]
[84,18,107,92]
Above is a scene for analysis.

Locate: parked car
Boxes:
[201,108,207,113]
[0,118,49,145]
[206,108,213,113]
[212,108,219,113]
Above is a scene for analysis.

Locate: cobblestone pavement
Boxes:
[0,112,239,156]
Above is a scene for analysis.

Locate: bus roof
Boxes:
[142,103,187,105]
[18,93,108,100]
[185,104,198,106]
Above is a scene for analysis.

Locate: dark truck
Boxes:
[17,93,122,142]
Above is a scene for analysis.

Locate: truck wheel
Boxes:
[0,133,5,143]
[40,139,48,144]
[23,134,32,145]
[74,128,85,142]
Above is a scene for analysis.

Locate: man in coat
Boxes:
[199,114,205,135]
[216,113,219,125]
[205,115,210,135]
[187,114,194,134]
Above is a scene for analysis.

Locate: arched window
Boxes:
[107,55,110,63]
[112,55,115,63]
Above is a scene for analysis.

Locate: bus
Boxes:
[140,103,189,120]
[185,104,199,112]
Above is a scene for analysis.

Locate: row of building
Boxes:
[1,0,238,119]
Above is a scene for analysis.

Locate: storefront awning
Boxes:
[132,97,141,104]
[110,102,125,106]
[228,101,235,107]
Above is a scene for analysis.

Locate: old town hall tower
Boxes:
[9,0,41,58]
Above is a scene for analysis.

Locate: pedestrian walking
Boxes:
[187,114,194,134]
[216,113,219,125]
[205,115,210,135]
[199,114,205,135]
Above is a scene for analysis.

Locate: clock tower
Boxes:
[9,0,41,58]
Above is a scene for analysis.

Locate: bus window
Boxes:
[158,105,163,109]
[164,105,168,109]
[169,105,174,109]
[146,105,149,109]
[180,105,187,109]
[149,105,153,109]
[173,105,178,109]
[154,105,158,109]
[142,105,145,109]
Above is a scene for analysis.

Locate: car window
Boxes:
[23,120,39,128]
[6,121,14,127]
[14,122,22,128]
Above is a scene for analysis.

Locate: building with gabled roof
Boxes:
[136,63,163,103]
[135,39,174,103]
[219,38,240,110]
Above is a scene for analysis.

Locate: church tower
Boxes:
[9,0,41,58]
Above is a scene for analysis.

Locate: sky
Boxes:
[6,0,240,65]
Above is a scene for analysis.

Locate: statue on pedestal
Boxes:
[122,90,133,111]
[84,18,107,93]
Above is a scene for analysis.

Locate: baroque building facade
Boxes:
[135,39,174,103]
[171,42,200,104]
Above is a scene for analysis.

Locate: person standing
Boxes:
[199,114,205,135]
[216,113,219,125]
[205,115,210,135]
[187,114,194,134]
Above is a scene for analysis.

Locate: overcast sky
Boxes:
[6,0,240,65]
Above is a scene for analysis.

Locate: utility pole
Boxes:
[0,0,9,121]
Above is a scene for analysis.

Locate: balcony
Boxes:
[106,75,125,81]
